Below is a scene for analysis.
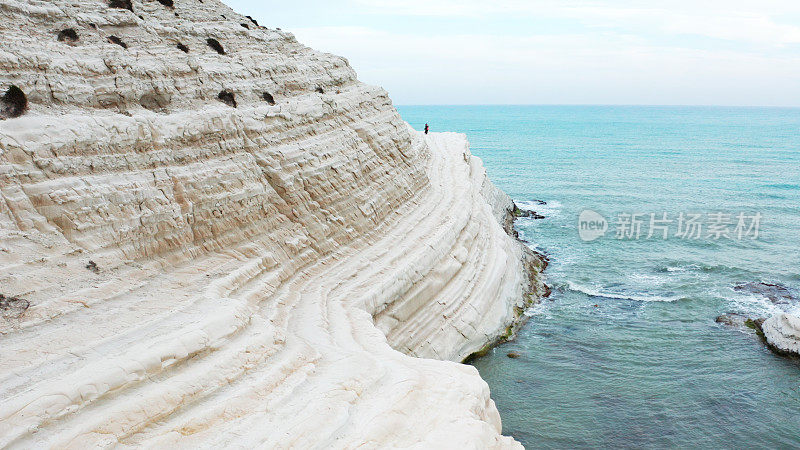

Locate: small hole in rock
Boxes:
[89,23,97,29]
[221,14,226,19]
[0,293,30,319]
[262,92,275,105]
[156,0,174,7]
[85,260,100,273]
[315,87,324,94]
[57,28,79,45]
[174,12,179,17]
[176,42,189,53]
[108,35,128,48]
[206,38,225,54]
[240,23,249,29]
[245,15,258,26]
[140,91,170,111]
[0,85,28,119]
[108,0,133,12]
[217,90,236,107]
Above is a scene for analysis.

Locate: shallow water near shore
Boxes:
[397,105,800,448]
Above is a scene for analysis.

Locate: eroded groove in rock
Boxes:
[0,0,544,448]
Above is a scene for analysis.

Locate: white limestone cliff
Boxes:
[0,0,546,447]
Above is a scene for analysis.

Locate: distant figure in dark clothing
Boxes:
[424,123,429,134]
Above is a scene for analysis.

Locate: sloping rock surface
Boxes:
[0,0,544,447]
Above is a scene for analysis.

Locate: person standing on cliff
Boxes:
[424,123,429,134]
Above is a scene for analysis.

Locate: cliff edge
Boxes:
[0,0,545,447]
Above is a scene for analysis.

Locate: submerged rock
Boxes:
[506,351,521,359]
[715,312,751,328]
[716,312,766,333]
[734,282,796,304]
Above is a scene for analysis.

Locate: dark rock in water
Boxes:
[513,203,545,220]
[506,351,521,359]
[745,317,766,334]
[734,282,796,304]
[716,313,766,335]
[715,312,750,328]
[520,210,545,220]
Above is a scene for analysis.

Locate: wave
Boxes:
[765,183,800,190]
[725,290,794,318]
[516,199,562,213]
[564,281,686,302]
[656,263,750,277]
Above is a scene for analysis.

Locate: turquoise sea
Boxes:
[397,105,800,448]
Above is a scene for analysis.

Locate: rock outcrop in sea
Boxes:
[718,282,800,357]
[761,313,800,356]
[0,0,545,447]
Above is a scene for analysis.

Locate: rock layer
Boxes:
[0,0,544,447]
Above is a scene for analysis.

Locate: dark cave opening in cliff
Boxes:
[1,85,28,119]
[108,35,128,49]
[206,38,225,55]
[57,28,79,45]
[108,0,133,12]
[218,90,237,108]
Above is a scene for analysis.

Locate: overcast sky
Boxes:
[226,0,800,106]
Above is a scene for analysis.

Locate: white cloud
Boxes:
[293,24,800,105]
[353,0,800,46]
[256,0,800,105]
[662,13,800,45]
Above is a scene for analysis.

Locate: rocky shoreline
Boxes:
[464,201,551,362]
[716,282,800,357]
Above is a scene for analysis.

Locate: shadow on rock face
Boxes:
[140,90,172,112]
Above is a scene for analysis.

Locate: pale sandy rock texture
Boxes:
[0,0,545,448]
[762,313,800,356]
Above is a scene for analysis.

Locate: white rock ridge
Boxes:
[762,313,800,356]
[0,0,545,448]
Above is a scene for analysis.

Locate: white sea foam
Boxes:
[517,199,562,217]
[725,287,800,318]
[565,281,685,302]
[627,272,670,285]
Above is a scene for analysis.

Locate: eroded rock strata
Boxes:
[0,0,545,447]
